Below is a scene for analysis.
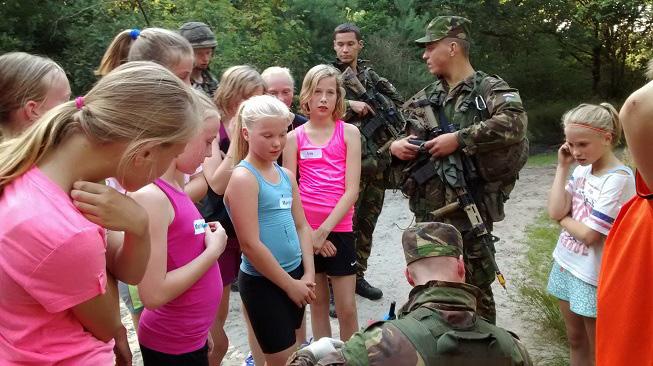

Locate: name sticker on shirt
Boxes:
[279,197,292,209]
[300,149,322,159]
[193,219,207,235]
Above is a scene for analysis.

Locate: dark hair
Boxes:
[333,23,362,41]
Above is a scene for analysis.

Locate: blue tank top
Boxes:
[233,161,302,276]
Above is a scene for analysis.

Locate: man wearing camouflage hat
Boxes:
[286,222,532,366]
[179,21,219,97]
[389,16,528,324]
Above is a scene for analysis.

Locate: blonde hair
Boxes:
[0,61,200,191]
[562,102,622,145]
[261,66,294,87]
[95,28,193,77]
[299,64,345,120]
[232,94,292,164]
[0,52,66,125]
[214,65,265,117]
[193,89,220,121]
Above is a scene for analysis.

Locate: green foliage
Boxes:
[518,212,569,365]
[1,0,651,145]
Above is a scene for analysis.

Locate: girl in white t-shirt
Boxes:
[547,102,635,366]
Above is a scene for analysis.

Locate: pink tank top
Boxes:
[296,120,353,232]
[138,178,222,354]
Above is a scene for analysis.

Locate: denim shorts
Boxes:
[547,260,597,317]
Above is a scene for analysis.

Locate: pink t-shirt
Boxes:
[0,167,113,365]
[296,120,353,232]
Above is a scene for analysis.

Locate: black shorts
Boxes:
[314,231,357,276]
[140,342,208,366]
[238,265,305,354]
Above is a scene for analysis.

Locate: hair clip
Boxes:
[75,96,85,110]
[130,28,141,40]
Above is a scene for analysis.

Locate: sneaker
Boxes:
[242,352,255,366]
[355,277,383,300]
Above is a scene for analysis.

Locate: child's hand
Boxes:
[285,279,316,307]
[112,325,132,366]
[204,221,227,260]
[311,228,329,251]
[316,240,337,257]
[557,142,574,167]
[71,181,148,237]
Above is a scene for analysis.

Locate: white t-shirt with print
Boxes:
[553,164,635,286]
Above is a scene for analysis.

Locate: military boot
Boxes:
[356,277,383,300]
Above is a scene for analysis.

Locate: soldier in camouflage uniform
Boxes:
[286,222,532,366]
[332,23,406,300]
[179,22,219,97]
[389,16,528,324]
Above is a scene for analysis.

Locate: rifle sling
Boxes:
[360,116,385,139]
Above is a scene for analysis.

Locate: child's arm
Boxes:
[185,172,209,203]
[206,141,236,195]
[283,130,299,176]
[558,217,604,246]
[547,143,573,221]
[312,124,362,245]
[71,272,125,342]
[621,82,653,187]
[226,168,315,307]
[133,186,226,309]
[560,172,632,246]
[285,168,315,284]
[70,181,150,285]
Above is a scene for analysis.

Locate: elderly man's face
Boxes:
[265,74,294,108]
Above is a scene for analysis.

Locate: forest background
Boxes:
[2,0,652,145]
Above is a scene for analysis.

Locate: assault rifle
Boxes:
[341,67,403,154]
[403,92,507,290]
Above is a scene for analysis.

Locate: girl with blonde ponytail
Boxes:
[547,102,635,365]
[224,95,315,366]
[0,61,200,365]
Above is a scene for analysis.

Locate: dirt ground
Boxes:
[122,164,555,365]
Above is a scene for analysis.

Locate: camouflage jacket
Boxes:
[192,68,219,97]
[286,281,532,366]
[333,59,405,171]
[403,71,526,156]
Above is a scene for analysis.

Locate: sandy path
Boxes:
[122,165,554,365]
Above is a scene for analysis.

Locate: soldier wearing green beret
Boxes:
[389,16,529,324]
[287,222,532,365]
[331,23,407,302]
[179,21,219,97]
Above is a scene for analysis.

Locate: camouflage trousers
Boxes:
[410,181,498,324]
[352,169,386,279]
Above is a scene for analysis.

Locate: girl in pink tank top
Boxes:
[133,111,228,364]
[283,64,362,341]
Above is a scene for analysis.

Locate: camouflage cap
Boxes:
[402,222,463,265]
[179,22,217,49]
[415,16,472,44]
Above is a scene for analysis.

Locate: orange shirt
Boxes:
[597,171,653,366]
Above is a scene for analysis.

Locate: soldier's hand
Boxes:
[425,132,459,158]
[390,136,420,160]
[349,101,375,117]
[304,337,345,359]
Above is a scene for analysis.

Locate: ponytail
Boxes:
[231,102,250,165]
[0,103,79,188]
[95,30,134,77]
[1,61,200,192]
[599,102,622,144]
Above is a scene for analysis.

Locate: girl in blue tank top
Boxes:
[224,95,315,366]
